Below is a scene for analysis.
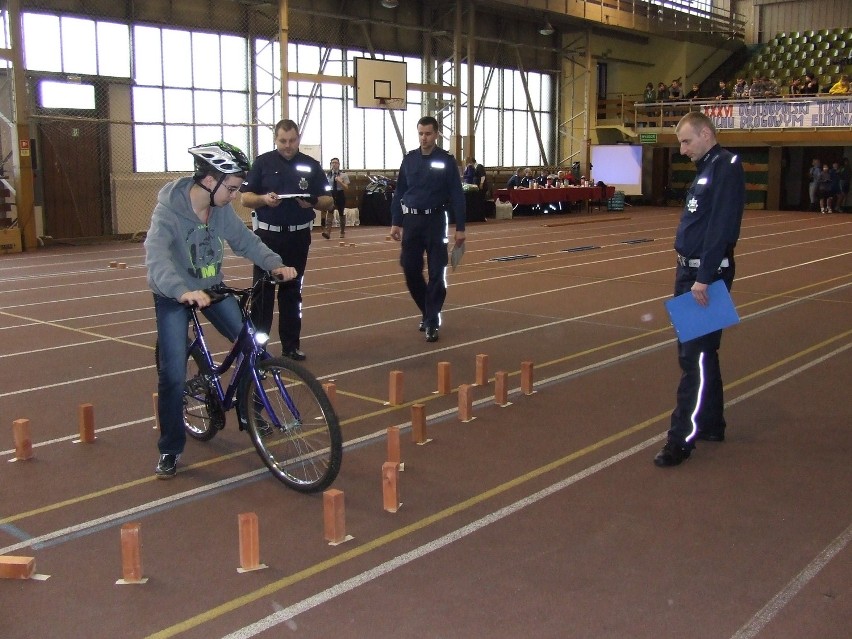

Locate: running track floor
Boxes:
[1,207,850,638]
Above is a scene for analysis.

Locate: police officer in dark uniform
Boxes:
[389,116,466,343]
[655,111,745,467]
[240,119,332,361]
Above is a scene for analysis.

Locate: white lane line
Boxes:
[730,522,852,639]
[217,341,852,639]
[220,434,665,639]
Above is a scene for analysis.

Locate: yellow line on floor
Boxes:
[144,328,852,639]
[0,309,155,351]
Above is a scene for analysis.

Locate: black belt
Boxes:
[677,254,730,268]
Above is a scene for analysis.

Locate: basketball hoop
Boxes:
[377,97,406,111]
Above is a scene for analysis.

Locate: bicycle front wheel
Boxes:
[243,357,342,493]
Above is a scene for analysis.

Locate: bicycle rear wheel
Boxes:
[243,357,342,492]
[155,339,224,441]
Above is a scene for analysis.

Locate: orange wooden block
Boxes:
[382,461,400,512]
[521,361,535,395]
[387,426,401,465]
[108,260,118,268]
[494,371,509,406]
[437,361,452,395]
[152,392,160,430]
[12,418,33,461]
[120,523,143,583]
[475,354,489,386]
[410,403,427,444]
[0,555,36,579]
[323,489,346,544]
[117,262,127,269]
[78,403,95,443]
[388,370,404,405]
[322,382,336,410]
[458,384,473,422]
[238,512,261,571]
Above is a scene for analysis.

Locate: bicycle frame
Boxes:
[187,285,303,429]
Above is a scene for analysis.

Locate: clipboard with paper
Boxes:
[664,279,740,342]
[450,242,466,271]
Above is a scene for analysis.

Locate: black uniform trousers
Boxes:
[668,259,735,447]
[251,227,311,352]
[400,212,449,329]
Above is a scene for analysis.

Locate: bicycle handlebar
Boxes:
[196,273,283,307]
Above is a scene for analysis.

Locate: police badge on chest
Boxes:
[299,177,309,191]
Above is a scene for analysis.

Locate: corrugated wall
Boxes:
[754,0,852,42]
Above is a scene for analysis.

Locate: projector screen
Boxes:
[590,145,643,196]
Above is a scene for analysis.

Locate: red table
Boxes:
[495,186,615,208]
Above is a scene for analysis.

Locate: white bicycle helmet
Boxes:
[189,141,251,175]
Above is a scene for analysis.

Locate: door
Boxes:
[38,118,108,239]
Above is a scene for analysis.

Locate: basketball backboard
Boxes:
[354,58,407,110]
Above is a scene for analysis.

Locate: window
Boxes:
[22,13,130,77]
[39,80,96,110]
[132,25,249,172]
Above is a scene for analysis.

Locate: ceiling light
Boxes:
[539,21,555,36]
[381,0,399,8]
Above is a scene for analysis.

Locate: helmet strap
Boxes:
[194,174,227,207]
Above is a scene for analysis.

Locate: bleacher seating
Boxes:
[737,28,852,92]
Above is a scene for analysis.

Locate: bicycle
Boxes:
[154,274,342,493]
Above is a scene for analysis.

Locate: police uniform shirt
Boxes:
[675,144,745,284]
[241,150,330,227]
[390,146,466,230]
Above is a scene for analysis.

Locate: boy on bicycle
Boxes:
[144,142,296,479]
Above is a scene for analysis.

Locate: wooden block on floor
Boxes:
[387,426,402,468]
[411,403,430,444]
[238,512,266,572]
[117,523,146,584]
[388,370,404,405]
[436,361,452,395]
[12,418,33,461]
[323,489,352,545]
[521,360,535,395]
[382,462,401,513]
[78,403,95,443]
[494,371,511,407]
[0,556,36,579]
[322,382,336,410]
[475,354,489,386]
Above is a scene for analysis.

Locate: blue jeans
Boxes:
[153,293,243,455]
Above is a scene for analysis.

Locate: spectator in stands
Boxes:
[715,80,730,100]
[829,161,842,210]
[748,76,765,98]
[669,78,683,100]
[816,164,834,214]
[685,83,701,100]
[807,158,822,212]
[732,77,749,99]
[800,73,819,95]
[828,74,850,95]
[789,76,803,96]
[762,76,779,98]
[506,168,523,190]
[643,82,656,103]
[656,81,669,102]
[836,158,849,211]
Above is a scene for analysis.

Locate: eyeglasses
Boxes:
[222,185,240,194]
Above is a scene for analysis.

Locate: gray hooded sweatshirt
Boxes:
[144,176,284,300]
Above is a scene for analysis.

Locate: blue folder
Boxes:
[664,279,740,342]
